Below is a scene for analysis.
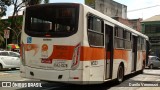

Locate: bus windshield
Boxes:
[25,4,79,37]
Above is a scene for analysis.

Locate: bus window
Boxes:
[31,17,52,32]
[114,27,124,49]
[25,4,79,37]
[87,15,104,46]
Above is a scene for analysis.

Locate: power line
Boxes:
[127,5,160,12]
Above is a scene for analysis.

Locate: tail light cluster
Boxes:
[71,43,81,69]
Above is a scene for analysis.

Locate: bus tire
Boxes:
[149,64,153,69]
[11,68,17,70]
[117,64,124,83]
[139,61,145,74]
[0,63,3,70]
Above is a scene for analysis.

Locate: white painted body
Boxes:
[20,3,148,84]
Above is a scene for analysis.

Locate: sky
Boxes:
[114,0,160,19]
[2,0,160,20]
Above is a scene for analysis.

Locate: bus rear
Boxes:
[20,3,85,84]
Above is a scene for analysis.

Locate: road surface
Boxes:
[0,69,160,90]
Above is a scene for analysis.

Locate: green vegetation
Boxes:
[0,0,50,48]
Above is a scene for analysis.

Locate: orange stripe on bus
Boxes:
[114,49,129,61]
[80,47,105,61]
[23,44,132,61]
[48,45,106,61]
[48,45,74,60]
[49,45,129,61]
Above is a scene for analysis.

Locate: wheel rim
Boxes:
[118,66,124,82]
[150,65,153,69]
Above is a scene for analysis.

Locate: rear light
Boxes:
[73,77,79,79]
[45,34,51,37]
[71,43,81,69]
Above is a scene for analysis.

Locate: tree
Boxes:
[0,0,11,17]
[0,30,4,45]
[7,0,49,44]
[23,0,49,6]
[0,19,10,47]
[0,0,50,47]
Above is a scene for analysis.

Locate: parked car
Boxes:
[0,51,21,70]
[148,56,160,69]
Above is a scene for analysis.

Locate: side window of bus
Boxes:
[141,38,146,51]
[87,15,104,46]
[88,16,103,32]
[123,31,132,49]
[137,37,142,50]
[137,37,146,51]
[114,26,124,49]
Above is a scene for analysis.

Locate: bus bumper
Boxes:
[20,65,84,84]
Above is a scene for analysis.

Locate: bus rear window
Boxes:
[25,4,79,37]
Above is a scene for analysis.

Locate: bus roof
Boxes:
[81,3,148,40]
[25,3,148,40]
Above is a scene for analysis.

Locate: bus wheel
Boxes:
[149,64,153,69]
[0,64,3,70]
[139,61,145,74]
[117,65,124,83]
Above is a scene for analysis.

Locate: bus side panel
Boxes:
[89,61,104,84]
[137,51,142,71]
[82,6,90,83]
[112,49,133,79]
[112,60,122,79]
[82,7,105,83]
[80,47,105,84]
[125,50,133,75]
[136,51,146,71]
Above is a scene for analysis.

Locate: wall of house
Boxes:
[85,0,127,18]
[142,21,160,57]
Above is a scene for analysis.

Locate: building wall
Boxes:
[113,17,132,27]
[129,18,142,32]
[141,21,160,57]
[85,0,142,32]
[85,0,127,19]
[113,17,142,32]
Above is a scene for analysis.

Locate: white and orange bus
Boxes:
[20,3,150,84]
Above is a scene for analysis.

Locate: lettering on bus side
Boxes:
[91,61,98,66]
[55,46,68,50]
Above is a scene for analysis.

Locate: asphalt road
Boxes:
[0,69,160,90]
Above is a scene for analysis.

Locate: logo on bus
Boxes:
[27,37,32,43]
[41,44,48,58]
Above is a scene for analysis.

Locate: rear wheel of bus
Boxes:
[117,64,124,83]
[139,61,145,74]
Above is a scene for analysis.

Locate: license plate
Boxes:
[53,61,68,69]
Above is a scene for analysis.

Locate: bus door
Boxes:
[105,24,114,80]
[132,35,137,72]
